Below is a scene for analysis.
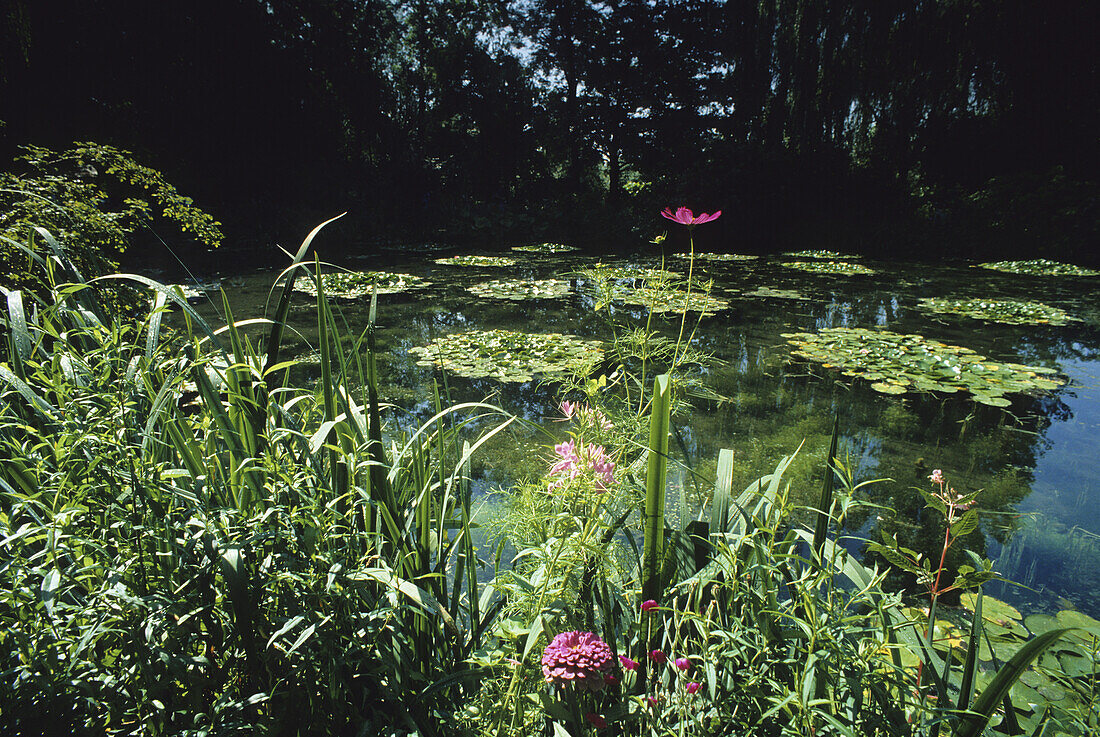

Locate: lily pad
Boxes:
[408,329,603,383]
[611,285,730,316]
[511,242,578,254]
[781,327,1065,404]
[782,249,861,260]
[780,260,875,275]
[466,279,572,301]
[741,286,810,301]
[293,270,430,299]
[978,259,1100,277]
[580,264,682,285]
[673,252,758,262]
[434,255,517,267]
[918,297,1078,326]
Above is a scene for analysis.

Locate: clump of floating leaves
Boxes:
[672,252,758,262]
[611,285,729,316]
[511,243,578,254]
[408,329,603,383]
[741,286,810,301]
[293,270,429,299]
[978,259,1100,277]
[781,327,1064,406]
[917,297,1078,326]
[579,264,682,285]
[466,278,572,301]
[434,255,517,267]
[783,249,860,260]
[780,260,875,275]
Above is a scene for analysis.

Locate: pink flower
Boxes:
[604,673,619,686]
[674,657,690,671]
[560,400,578,419]
[647,696,658,707]
[661,206,721,227]
[929,469,945,485]
[585,713,607,729]
[541,631,616,691]
[649,649,667,664]
[640,599,658,613]
[686,681,701,695]
[619,655,638,671]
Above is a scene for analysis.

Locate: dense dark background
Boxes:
[1,0,1096,270]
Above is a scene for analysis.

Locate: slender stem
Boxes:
[672,229,695,369]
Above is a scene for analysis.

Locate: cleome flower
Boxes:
[549,439,616,491]
[542,631,616,691]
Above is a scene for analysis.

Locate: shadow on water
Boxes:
[176,248,1100,615]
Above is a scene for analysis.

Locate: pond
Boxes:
[175,246,1100,617]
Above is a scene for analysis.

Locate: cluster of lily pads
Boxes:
[292,270,429,299]
[466,278,572,301]
[782,327,1064,406]
[955,594,1100,732]
[780,260,875,275]
[609,285,730,316]
[673,252,758,262]
[783,249,860,260]
[407,328,604,383]
[740,286,810,301]
[434,255,517,267]
[978,259,1100,277]
[510,243,578,254]
[579,264,681,285]
[917,297,1079,326]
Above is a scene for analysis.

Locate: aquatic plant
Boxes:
[434,254,517,267]
[607,284,729,315]
[408,328,603,382]
[579,263,682,285]
[292,269,429,298]
[783,249,860,259]
[780,259,875,275]
[978,259,1100,276]
[673,251,757,262]
[466,278,572,301]
[512,242,578,254]
[782,326,1064,405]
[741,285,810,300]
[917,296,1079,325]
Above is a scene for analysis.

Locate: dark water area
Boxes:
[171,246,1100,618]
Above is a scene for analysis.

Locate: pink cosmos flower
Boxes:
[649,649,667,664]
[661,206,722,227]
[585,713,607,729]
[541,631,616,691]
[686,681,701,695]
[674,657,690,671]
[640,599,658,613]
[619,655,638,671]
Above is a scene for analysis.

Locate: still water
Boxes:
[179,247,1100,617]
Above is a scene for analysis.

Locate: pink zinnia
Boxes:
[674,657,690,671]
[686,681,701,695]
[541,631,615,691]
[661,206,721,227]
[640,599,658,613]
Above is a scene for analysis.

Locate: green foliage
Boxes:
[434,255,517,267]
[782,249,860,259]
[465,278,573,301]
[783,326,1065,405]
[408,328,604,383]
[292,269,431,298]
[918,296,1079,325]
[510,243,578,254]
[978,259,1100,277]
[780,260,875,275]
[0,142,222,295]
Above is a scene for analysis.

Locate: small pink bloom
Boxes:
[649,649,667,664]
[560,400,577,419]
[660,206,721,226]
[686,681,701,694]
[674,657,690,671]
[619,655,638,671]
[585,713,607,729]
[640,599,658,612]
[929,469,945,485]
[647,696,658,707]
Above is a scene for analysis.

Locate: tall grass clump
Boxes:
[0,221,513,736]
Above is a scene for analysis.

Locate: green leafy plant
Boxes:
[292,269,430,298]
[917,296,1079,325]
[465,278,573,301]
[434,254,518,267]
[780,259,875,275]
[408,328,604,382]
[978,259,1100,277]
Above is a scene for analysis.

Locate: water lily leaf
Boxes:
[673,252,758,262]
[408,329,603,383]
[511,242,577,254]
[782,249,861,260]
[435,255,517,267]
[1055,609,1100,638]
[978,259,1100,277]
[780,260,875,275]
[871,382,907,394]
[466,279,572,301]
[918,297,1078,326]
[293,270,429,299]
